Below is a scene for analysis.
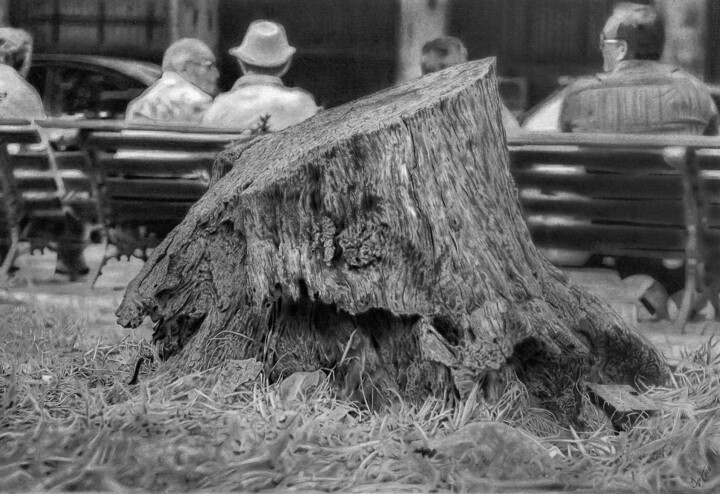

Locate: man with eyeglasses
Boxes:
[126,38,219,124]
[0,27,46,120]
[560,2,718,135]
[558,3,718,318]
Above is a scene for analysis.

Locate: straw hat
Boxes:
[229,20,296,67]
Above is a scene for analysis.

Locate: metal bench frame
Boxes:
[508,131,720,331]
[0,119,91,282]
[37,119,251,287]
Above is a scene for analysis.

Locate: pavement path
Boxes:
[1,244,718,364]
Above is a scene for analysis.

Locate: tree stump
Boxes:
[117,59,669,424]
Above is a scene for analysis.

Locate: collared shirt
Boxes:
[0,64,46,120]
[125,71,213,124]
[560,60,718,135]
[202,74,319,132]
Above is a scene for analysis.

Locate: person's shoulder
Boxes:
[666,64,710,87]
[0,64,44,97]
[175,80,213,103]
[563,74,604,97]
[282,86,318,108]
[207,88,242,108]
[0,64,33,87]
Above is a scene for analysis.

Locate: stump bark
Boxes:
[117,59,669,423]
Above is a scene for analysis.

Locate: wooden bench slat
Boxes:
[62,176,92,193]
[105,178,208,199]
[513,170,683,199]
[520,196,688,226]
[97,156,214,177]
[507,131,720,149]
[87,132,245,151]
[15,176,59,192]
[108,200,194,224]
[54,151,87,171]
[510,147,671,172]
[9,150,86,172]
[37,117,250,136]
[0,129,41,145]
[8,152,51,171]
[526,222,686,253]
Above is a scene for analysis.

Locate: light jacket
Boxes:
[125,72,213,124]
[560,60,718,135]
[202,74,319,132]
[0,64,46,120]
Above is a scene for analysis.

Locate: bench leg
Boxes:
[0,226,20,284]
[674,263,696,334]
[88,234,109,289]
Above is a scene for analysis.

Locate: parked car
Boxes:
[520,79,720,132]
[26,54,162,120]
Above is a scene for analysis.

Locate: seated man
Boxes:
[203,20,319,132]
[421,36,519,131]
[126,38,219,124]
[0,28,90,279]
[561,3,718,135]
[0,27,46,120]
[559,3,718,317]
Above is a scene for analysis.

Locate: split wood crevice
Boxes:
[116,59,669,427]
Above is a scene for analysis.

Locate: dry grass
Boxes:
[1,300,719,493]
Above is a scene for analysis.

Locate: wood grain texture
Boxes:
[117,59,669,425]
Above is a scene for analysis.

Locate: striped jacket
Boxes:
[560,60,718,136]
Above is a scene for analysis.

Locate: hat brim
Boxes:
[228,45,296,68]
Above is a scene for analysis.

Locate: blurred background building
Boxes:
[1,0,716,114]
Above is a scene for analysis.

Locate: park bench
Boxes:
[0,118,95,282]
[36,119,252,286]
[507,131,720,330]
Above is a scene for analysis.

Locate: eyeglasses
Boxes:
[599,36,625,50]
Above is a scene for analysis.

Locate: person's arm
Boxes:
[704,97,720,136]
[704,114,719,136]
[500,103,519,131]
[16,31,33,80]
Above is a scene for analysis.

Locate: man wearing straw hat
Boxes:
[126,38,219,124]
[203,20,319,132]
[0,27,46,120]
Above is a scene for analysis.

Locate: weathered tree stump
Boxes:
[117,59,668,424]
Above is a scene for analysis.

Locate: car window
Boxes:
[26,64,49,102]
[520,89,566,132]
[46,64,147,119]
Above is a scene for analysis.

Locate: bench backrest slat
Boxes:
[80,126,250,237]
[508,132,720,261]
[105,178,209,200]
[95,154,216,177]
[527,222,686,254]
[87,132,246,151]
[522,195,688,226]
[512,147,671,173]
